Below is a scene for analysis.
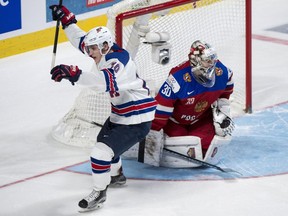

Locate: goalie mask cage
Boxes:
[51,0,251,148]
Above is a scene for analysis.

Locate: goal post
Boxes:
[50,0,251,148]
[245,0,252,114]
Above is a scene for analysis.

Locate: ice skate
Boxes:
[78,188,107,213]
[110,167,127,187]
[110,173,127,187]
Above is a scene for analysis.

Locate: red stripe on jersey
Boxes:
[112,100,158,114]
[103,68,116,92]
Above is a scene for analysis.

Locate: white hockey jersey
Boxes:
[64,24,157,125]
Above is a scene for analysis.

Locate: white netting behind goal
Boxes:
[51,0,248,148]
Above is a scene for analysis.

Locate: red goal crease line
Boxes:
[0,160,89,189]
[252,34,288,45]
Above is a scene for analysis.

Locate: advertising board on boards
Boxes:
[0,0,22,34]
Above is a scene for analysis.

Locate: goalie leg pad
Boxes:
[121,143,139,159]
[143,130,164,167]
[160,136,202,168]
[203,135,232,165]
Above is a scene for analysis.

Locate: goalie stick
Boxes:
[163,147,242,176]
[51,0,63,69]
[68,116,240,174]
[71,115,240,175]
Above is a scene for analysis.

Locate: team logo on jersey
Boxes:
[215,67,223,76]
[194,100,208,112]
[183,72,191,82]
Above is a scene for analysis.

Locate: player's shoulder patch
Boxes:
[166,74,181,93]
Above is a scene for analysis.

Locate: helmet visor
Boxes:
[192,60,216,88]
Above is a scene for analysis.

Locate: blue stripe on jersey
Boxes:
[105,43,129,66]
[112,106,157,117]
[137,73,150,95]
[155,109,172,116]
[112,98,157,117]
[114,98,154,108]
[102,68,119,92]
[79,35,85,54]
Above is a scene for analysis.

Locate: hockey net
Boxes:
[51,0,250,148]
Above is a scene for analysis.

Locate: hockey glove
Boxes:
[50,64,82,85]
[49,5,77,29]
[212,98,235,137]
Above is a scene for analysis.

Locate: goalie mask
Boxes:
[189,40,218,87]
[84,26,114,55]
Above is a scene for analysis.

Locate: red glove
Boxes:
[50,64,82,85]
[49,5,77,29]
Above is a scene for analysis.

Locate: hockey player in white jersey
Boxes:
[49,4,157,212]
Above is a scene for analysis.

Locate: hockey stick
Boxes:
[51,0,63,69]
[137,138,146,163]
[163,147,242,176]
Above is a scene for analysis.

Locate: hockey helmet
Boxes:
[84,26,114,55]
[189,40,218,87]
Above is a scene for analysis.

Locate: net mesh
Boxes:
[51,0,247,147]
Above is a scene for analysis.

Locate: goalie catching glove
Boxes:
[50,64,82,85]
[212,98,235,137]
[49,5,77,29]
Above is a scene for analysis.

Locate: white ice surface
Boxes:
[1,0,288,215]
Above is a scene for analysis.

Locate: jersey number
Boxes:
[161,84,172,97]
[111,62,120,73]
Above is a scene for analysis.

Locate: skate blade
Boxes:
[78,203,104,213]
[109,182,127,188]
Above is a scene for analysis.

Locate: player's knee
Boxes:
[91,142,114,161]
